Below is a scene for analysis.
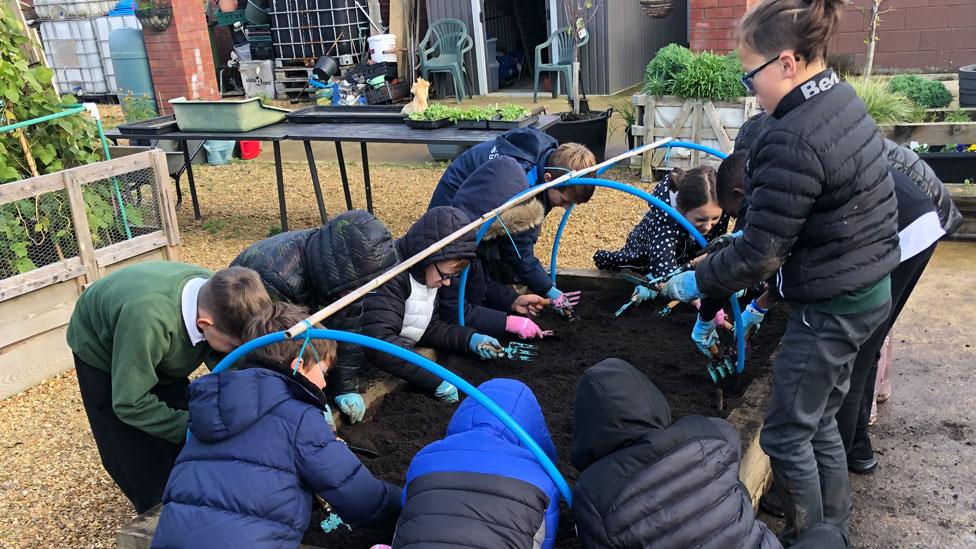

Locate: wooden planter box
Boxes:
[630,94,761,180]
[882,108,976,146]
[117,270,774,549]
[0,150,180,399]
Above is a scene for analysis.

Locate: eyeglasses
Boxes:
[434,263,462,282]
[741,55,780,95]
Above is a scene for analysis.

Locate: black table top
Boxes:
[105,115,559,145]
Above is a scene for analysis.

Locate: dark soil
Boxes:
[302,287,788,548]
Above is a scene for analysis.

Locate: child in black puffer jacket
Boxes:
[659,0,900,544]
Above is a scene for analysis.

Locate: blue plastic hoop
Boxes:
[208,329,574,506]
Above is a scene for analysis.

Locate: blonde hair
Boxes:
[243,302,337,371]
[198,266,273,339]
[548,143,597,204]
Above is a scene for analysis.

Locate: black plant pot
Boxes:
[918,152,976,184]
[626,127,636,151]
[546,109,612,162]
[960,64,976,108]
[136,7,173,32]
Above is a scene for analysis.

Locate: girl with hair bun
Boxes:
[659,0,900,543]
[593,166,730,279]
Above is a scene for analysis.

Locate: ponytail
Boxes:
[740,0,846,62]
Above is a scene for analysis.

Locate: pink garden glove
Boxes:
[505,315,545,339]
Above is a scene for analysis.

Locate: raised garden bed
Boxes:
[881,108,976,147]
[312,271,784,548]
[630,94,761,179]
[0,150,181,399]
[117,271,782,549]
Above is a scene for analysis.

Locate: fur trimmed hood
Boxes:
[450,156,547,241]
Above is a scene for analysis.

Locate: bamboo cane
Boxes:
[285,137,675,338]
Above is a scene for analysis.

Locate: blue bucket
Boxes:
[203,140,236,165]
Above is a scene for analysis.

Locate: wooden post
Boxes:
[149,150,181,261]
[64,173,102,285]
[641,95,657,181]
[690,101,703,167]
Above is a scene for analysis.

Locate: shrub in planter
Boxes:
[643,45,742,102]
[848,77,923,124]
[887,75,952,109]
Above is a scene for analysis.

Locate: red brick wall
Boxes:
[689,0,976,73]
[143,0,219,115]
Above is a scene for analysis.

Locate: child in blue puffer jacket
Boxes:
[152,302,401,549]
[391,378,560,549]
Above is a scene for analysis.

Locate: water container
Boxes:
[40,19,108,95]
[239,141,261,160]
[94,15,141,93]
[367,34,396,63]
[204,141,236,165]
[34,0,115,19]
[109,27,156,118]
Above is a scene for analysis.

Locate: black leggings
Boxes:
[74,355,188,513]
[836,243,936,461]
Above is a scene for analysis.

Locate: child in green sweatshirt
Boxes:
[66,261,272,513]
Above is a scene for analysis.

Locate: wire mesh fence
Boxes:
[0,188,80,280]
[87,167,163,249]
[0,158,169,282]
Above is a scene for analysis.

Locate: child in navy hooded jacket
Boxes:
[428,127,596,306]
[152,303,400,549]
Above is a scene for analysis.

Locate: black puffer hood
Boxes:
[306,210,397,302]
[396,206,478,280]
[571,358,672,471]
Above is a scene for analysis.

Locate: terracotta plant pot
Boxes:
[218,0,238,12]
[135,6,173,32]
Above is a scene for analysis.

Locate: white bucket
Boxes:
[368,34,397,63]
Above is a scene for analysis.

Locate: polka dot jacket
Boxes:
[593,173,730,279]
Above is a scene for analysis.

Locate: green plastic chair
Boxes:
[419,18,473,103]
[533,27,589,103]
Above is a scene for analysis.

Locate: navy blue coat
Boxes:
[432,156,551,335]
[429,128,557,296]
[392,379,560,549]
[152,365,401,549]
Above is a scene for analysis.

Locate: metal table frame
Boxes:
[105,115,558,232]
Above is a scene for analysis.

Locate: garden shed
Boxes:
[426,0,688,96]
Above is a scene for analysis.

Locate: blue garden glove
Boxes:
[434,380,459,403]
[705,230,744,254]
[740,299,767,338]
[660,271,704,302]
[632,284,657,304]
[322,404,336,429]
[335,393,366,423]
[468,333,502,359]
[691,316,720,358]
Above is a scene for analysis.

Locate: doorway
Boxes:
[470,0,558,95]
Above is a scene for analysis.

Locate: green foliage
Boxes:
[499,104,530,121]
[887,75,953,109]
[1,4,127,277]
[848,76,924,124]
[454,105,498,122]
[120,92,159,123]
[643,45,743,101]
[408,103,460,121]
[643,43,694,96]
[943,109,971,123]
